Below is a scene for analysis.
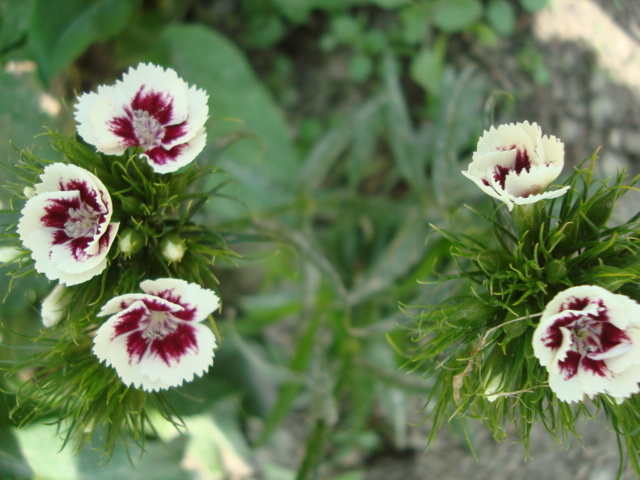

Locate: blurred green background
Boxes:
[0,0,550,479]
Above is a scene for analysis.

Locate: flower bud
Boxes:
[23,186,36,199]
[118,229,146,256]
[161,233,187,264]
[119,195,143,215]
[545,258,567,284]
[0,246,21,264]
[41,284,72,327]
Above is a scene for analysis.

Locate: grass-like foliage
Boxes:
[410,153,640,477]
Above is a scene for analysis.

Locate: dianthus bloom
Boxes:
[93,278,219,392]
[533,285,640,403]
[17,163,119,286]
[462,121,569,210]
[75,63,208,174]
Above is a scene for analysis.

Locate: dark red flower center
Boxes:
[543,297,631,380]
[491,145,532,190]
[115,298,199,367]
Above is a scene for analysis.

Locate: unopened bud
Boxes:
[23,186,36,199]
[0,246,21,263]
[119,195,143,215]
[161,234,187,263]
[118,229,146,256]
[41,284,71,327]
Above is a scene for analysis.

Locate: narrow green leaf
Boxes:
[349,207,427,304]
[260,314,322,443]
[382,52,426,196]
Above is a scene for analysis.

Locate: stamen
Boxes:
[64,205,100,238]
[132,110,165,149]
[141,310,178,340]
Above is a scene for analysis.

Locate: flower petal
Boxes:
[140,129,207,174]
[140,277,219,322]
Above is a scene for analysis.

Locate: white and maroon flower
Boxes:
[93,278,219,392]
[533,285,640,403]
[462,121,569,210]
[75,63,208,174]
[17,163,119,286]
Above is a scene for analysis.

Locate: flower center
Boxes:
[141,310,177,340]
[132,110,165,149]
[491,146,532,190]
[64,204,101,238]
[567,307,630,359]
[571,316,605,355]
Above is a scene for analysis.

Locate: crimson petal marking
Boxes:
[41,196,79,230]
[131,87,174,125]
[558,350,581,380]
[145,144,185,166]
[162,123,189,145]
[113,304,150,338]
[126,330,150,363]
[59,178,105,213]
[148,322,198,366]
[108,113,139,148]
[581,356,610,377]
[155,289,197,320]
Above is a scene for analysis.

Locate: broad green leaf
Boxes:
[0,70,62,204]
[0,0,34,55]
[270,0,313,23]
[15,424,79,480]
[0,390,32,480]
[329,16,362,45]
[486,0,516,37]
[158,25,298,221]
[410,36,447,96]
[519,0,550,13]
[0,428,33,480]
[29,0,134,84]
[348,53,373,83]
[370,0,408,8]
[78,436,190,480]
[432,0,483,33]
[400,5,430,45]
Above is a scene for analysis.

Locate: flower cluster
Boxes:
[413,119,640,475]
[15,63,222,393]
